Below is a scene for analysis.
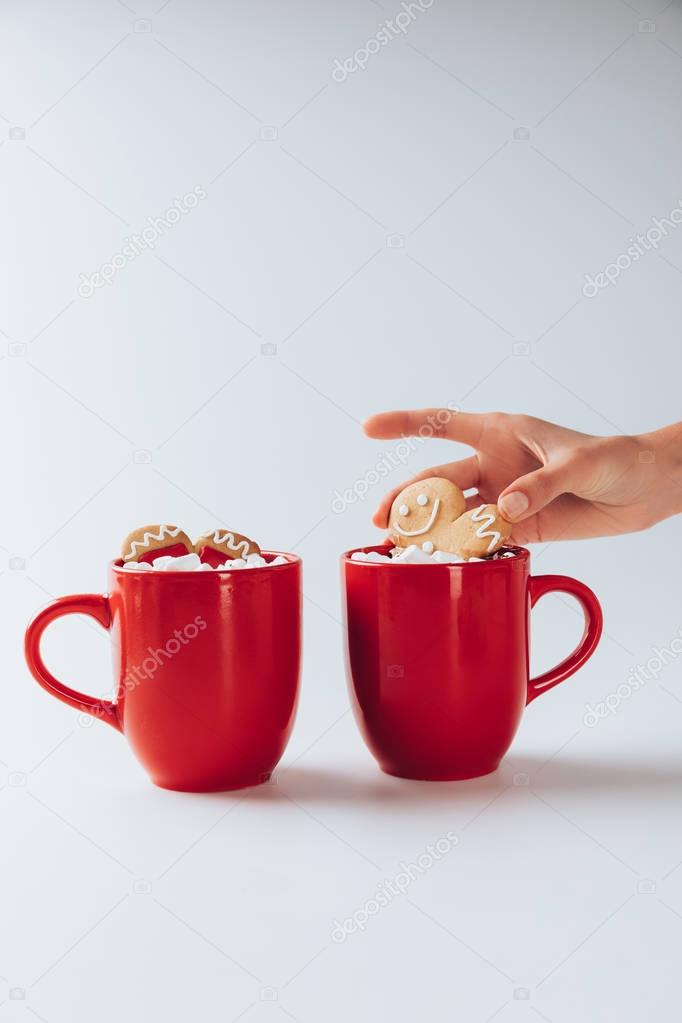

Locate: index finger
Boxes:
[363,408,485,448]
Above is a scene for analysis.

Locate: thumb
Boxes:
[498,466,570,522]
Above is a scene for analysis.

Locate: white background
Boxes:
[2,0,682,1019]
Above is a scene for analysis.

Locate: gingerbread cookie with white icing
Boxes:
[448,504,512,560]
[389,477,466,554]
[121,524,193,564]
[194,529,261,567]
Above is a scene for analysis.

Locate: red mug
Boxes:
[342,545,602,781]
[24,554,302,791]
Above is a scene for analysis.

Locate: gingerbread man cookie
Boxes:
[194,529,261,567]
[448,504,512,560]
[389,477,466,554]
[121,524,193,564]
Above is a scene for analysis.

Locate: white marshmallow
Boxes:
[159,553,202,571]
[149,555,175,570]
[351,550,393,562]
[351,546,514,565]
[431,549,464,564]
[392,544,434,564]
[121,553,287,572]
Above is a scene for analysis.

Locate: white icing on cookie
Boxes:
[123,525,183,561]
[393,497,441,537]
[471,506,501,553]
[207,530,251,557]
[422,541,434,553]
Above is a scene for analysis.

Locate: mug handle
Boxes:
[527,575,603,705]
[24,594,122,731]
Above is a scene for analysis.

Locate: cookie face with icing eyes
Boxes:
[389,477,466,551]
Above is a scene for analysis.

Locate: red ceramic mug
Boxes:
[25,554,302,791]
[342,545,602,781]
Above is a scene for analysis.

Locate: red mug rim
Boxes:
[342,544,529,568]
[111,550,301,576]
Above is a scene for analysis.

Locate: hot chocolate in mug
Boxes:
[342,545,602,781]
[24,554,301,792]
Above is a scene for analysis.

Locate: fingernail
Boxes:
[499,491,529,521]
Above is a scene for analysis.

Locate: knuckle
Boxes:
[484,411,511,433]
[567,443,593,466]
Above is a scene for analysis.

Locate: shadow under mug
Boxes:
[24,554,302,792]
[342,545,603,781]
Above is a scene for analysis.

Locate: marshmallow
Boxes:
[121,554,287,572]
[216,554,287,570]
[350,546,514,564]
[431,549,465,564]
[149,555,176,570]
[159,553,202,571]
[392,544,437,564]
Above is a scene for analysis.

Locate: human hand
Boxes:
[364,409,682,543]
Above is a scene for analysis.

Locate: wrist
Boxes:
[637,423,682,521]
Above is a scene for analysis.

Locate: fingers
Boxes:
[372,493,399,528]
[372,457,480,528]
[464,493,484,512]
[498,465,571,523]
[363,408,485,448]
